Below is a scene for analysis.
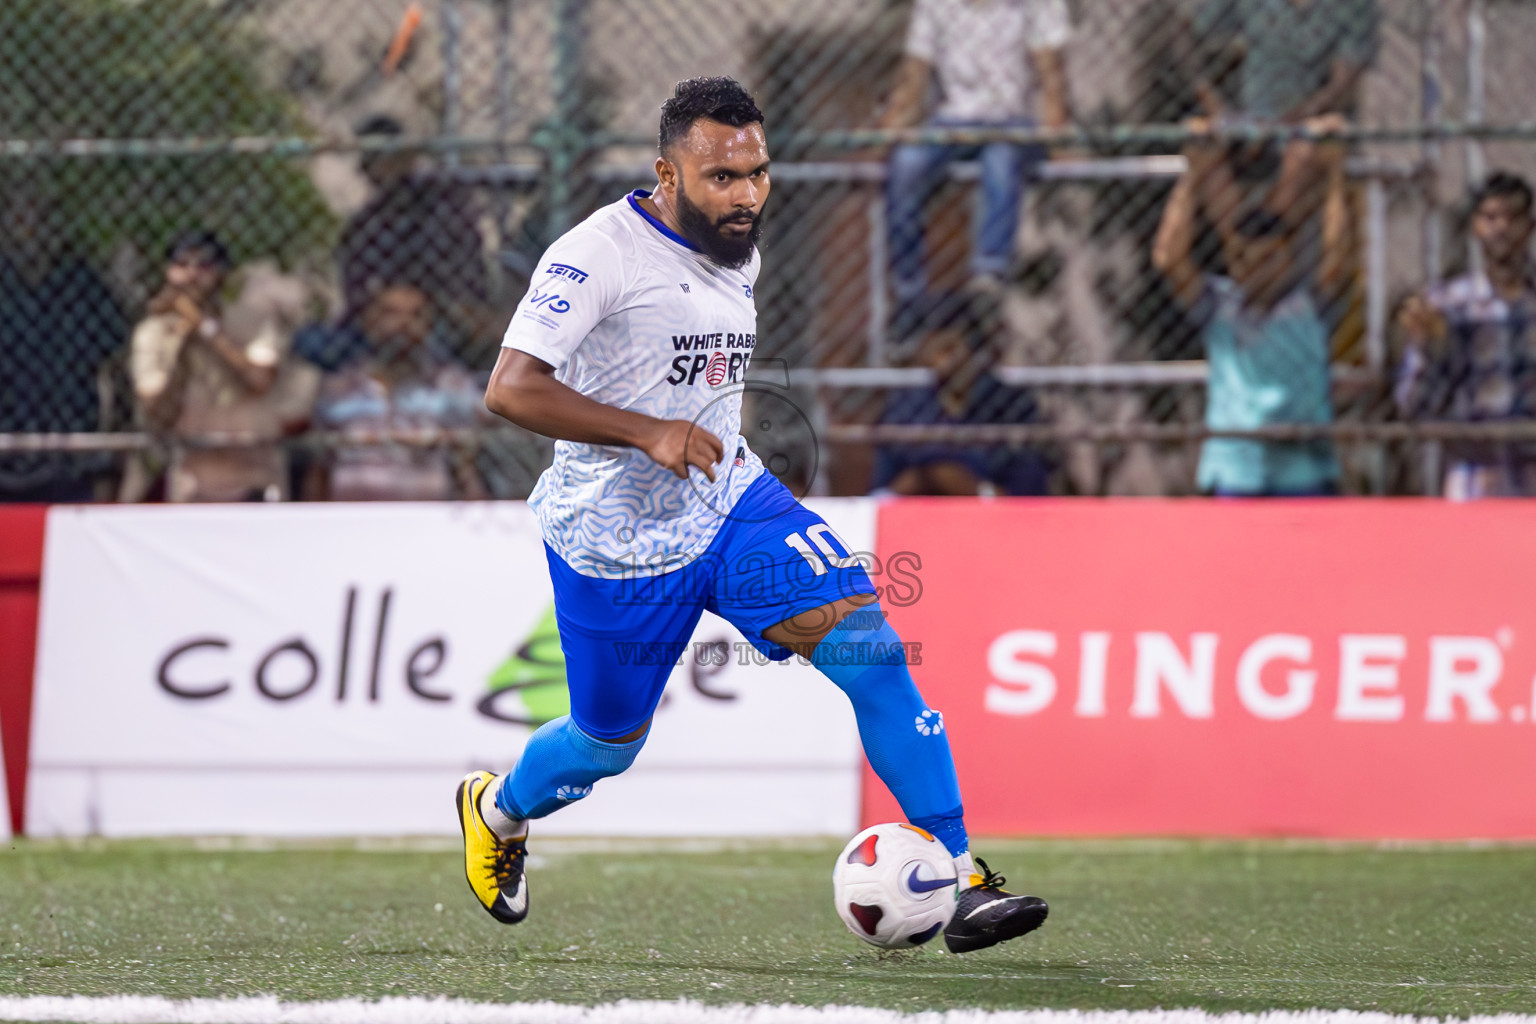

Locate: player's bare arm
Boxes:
[484,349,723,481]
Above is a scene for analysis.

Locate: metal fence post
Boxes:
[1420,0,1447,494]
[441,0,464,170]
[1466,0,1488,190]
[1365,177,1388,373]
[548,0,584,236]
[866,192,889,368]
[494,0,515,158]
[1421,0,1445,282]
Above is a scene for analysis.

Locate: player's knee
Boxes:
[768,593,879,656]
[838,597,895,634]
[810,602,919,692]
[570,718,647,778]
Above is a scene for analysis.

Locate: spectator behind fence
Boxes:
[1192,0,1379,228]
[0,188,127,502]
[338,114,499,360]
[306,282,487,502]
[127,231,316,502]
[1396,173,1536,499]
[1154,126,1352,496]
[877,0,1071,310]
[872,294,1050,496]
[292,289,460,374]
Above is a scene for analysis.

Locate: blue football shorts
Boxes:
[544,471,876,739]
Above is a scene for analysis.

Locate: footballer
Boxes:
[458,76,1046,953]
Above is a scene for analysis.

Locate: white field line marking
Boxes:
[2,1000,1536,1024]
[837,972,1536,992]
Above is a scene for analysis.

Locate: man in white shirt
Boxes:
[879,0,1073,307]
[454,77,1049,955]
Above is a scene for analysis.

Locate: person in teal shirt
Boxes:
[1191,0,1378,239]
[1154,122,1354,495]
[1194,0,1379,124]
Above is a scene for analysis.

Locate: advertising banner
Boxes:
[865,500,1536,840]
[0,729,8,841]
[0,504,46,838]
[30,500,874,837]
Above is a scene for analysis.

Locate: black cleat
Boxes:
[943,857,1048,953]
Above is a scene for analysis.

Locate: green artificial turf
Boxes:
[0,837,1533,1015]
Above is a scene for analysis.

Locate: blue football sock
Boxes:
[495,715,646,821]
[811,605,968,857]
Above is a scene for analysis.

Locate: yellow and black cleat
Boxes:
[455,770,530,924]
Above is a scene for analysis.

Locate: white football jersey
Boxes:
[502,190,766,579]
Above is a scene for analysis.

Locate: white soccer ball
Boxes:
[832,822,958,948]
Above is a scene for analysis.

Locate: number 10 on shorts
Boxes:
[784,525,860,576]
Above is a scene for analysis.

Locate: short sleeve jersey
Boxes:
[502,190,766,579]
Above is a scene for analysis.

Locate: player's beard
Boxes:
[674,179,762,269]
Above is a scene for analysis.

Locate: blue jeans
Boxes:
[885,119,1043,302]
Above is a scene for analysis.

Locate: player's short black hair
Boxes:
[1473,171,1534,215]
[165,228,231,270]
[658,77,764,154]
[1235,209,1286,240]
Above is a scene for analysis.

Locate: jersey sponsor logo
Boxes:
[520,288,572,328]
[666,331,757,387]
[525,288,570,314]
[670,332,756,351]
[546,263,588,283]
[667,351,749,387]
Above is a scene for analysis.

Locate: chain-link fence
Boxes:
[3,0,1535,501]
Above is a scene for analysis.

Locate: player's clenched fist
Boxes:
[641,419,724,481]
